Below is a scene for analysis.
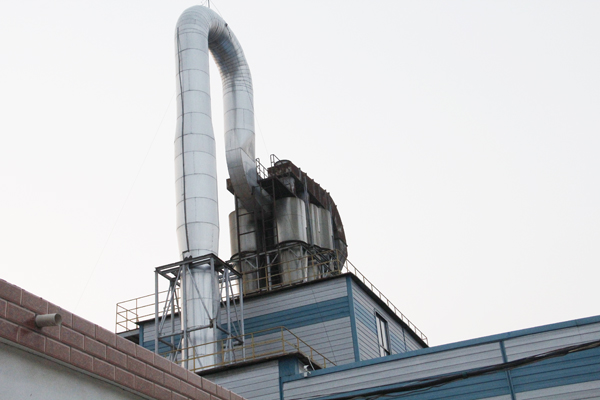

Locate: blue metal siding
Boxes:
[353,300,379,360]
[206,360,281,400]
[283,319,600,400]
[346,276,360,362]
[138,314,182,355]
[390,332,406,354]
[350,280,422,360]
[139,315,180,343]
[138,323,144,345]
[223,277,356,366]
[354,301,376,334]
[403,332,422,352]
[342,372,511,400]
[142,335,181,354]
[240,296,350,335]
[283,342,505,399]
[236,278,349,321]
[511,346,600,394]
[499,341,516,400]
[289,318,355,366]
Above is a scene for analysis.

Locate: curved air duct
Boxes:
[175,6,268,259]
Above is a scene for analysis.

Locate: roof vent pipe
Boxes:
[35,314,62,328]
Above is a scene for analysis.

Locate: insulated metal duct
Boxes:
[174,5,267,369]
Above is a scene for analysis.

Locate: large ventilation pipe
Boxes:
[174,5,267,369]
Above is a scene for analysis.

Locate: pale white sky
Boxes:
[1,1,599,346]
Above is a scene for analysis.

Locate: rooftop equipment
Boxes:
[117,5,427,373]
[228,157,348,294]
[174,5,265,369]
[172,5,347,370]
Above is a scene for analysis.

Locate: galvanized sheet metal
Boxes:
[309,204,334,249]
[174,5,262,368]
[228,208,257,255]
[275,197,307,244]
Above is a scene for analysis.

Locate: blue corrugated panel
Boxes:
[234,296,350,336]
[142,335,181,355]
[511,346,600,393]
[354,301,376,334]
[318,371,510,400]
[403,332,423,352]
[390,333,406,354]
[391,372,510,400]
[346,276,360,362]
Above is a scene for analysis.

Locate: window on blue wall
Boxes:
[376,313,390,357]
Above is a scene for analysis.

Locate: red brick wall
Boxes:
[0,279,245,400]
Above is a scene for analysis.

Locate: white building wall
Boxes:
[0,342,144,400]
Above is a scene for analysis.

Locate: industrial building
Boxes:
[2,5,599,400]
[113,5,600,400]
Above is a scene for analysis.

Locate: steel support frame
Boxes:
[231,243,341,295]
[154,254,245,369]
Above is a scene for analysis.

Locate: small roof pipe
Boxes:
[35,313,62,328]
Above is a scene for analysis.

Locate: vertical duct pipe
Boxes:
[175,5,267,369]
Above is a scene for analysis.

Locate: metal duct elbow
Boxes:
[175,6,268,258]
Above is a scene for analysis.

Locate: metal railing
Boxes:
[228,247,428,344]
[162,326,335,372]
[255,157,269,179]
[116,249,428,344]
[116,289,180,333]
[339,259,427,344]
[227,245,343,296]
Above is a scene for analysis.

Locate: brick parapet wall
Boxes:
[0,279,245,400]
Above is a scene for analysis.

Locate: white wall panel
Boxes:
[0,343,144,400]
[284,342,503,399]
[205,360,280,400]
[237,278,348,321]
[142,315,181,343]
[505,323,600,361]
[289,317,354,366]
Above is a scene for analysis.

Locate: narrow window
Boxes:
[376,313,390,357]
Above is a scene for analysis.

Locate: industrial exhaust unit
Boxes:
[153,6,347,371]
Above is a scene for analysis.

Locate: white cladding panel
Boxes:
[216,318,353,368]
[0,343,145,400]
[289,317,355,366]
[504,322,600,361]
[205,360,280,400]
[355,318,378,360]
[233,277,348,320]
[142,315,181,343]
[219,277,353,366]
[284,342,503,399]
